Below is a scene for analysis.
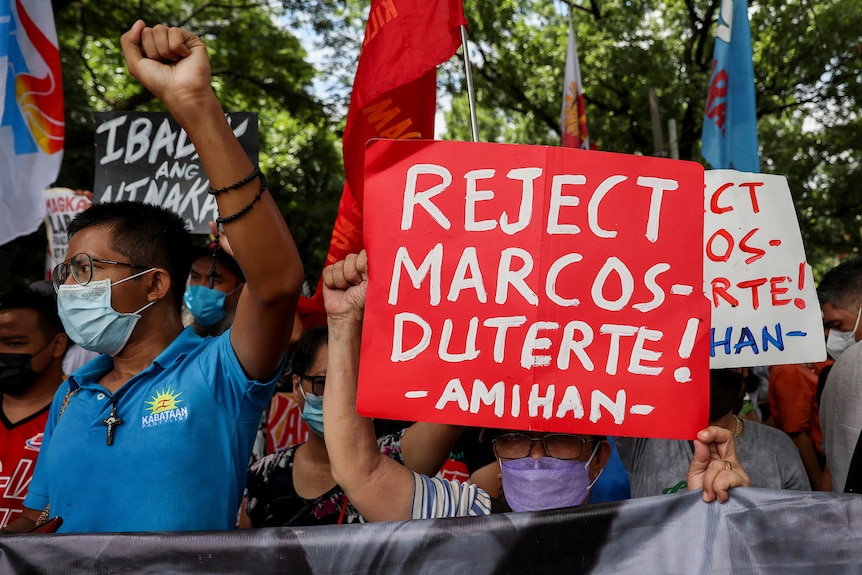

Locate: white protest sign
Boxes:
[704,170,826,367]
[43,187,91,280]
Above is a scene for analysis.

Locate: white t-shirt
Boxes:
[820,340,862,492]
[61,343,99,375]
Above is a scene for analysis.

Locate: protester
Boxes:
[4,21,303,534]
[320,251,750,521]
[817,257,862,493]
[844,428,862,494]
[768,361,832,490]
[249,358,308,463]
[27,281,98,374]
[242,326,463,526]
[617,369,809,498]
[0,288,68,529]
[745,365,770,421]
[178,228,306,463]
[182,236,245,338]
[466,433,631,505]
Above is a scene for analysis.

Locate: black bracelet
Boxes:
[208,166,262,196]
[215,171,268,225]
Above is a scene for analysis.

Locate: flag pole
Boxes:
[460,25,480,142]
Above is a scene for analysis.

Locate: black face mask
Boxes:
[0,341,51,397]
[709,370,744,422]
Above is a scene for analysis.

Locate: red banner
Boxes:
[359,140,710,440]
[299,0,466,327]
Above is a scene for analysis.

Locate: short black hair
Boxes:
[289,325,328,377]
[191,245,245,284]
[818,258,862,311]
[67,201,193,311]
[0,287,64,340]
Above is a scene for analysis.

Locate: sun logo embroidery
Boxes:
[141,387,189,428]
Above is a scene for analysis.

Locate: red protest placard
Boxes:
[359,140,710,439]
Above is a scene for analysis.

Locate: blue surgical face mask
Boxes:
[183,285,233,326]
[500,442,601,512]
[298,385,324,436]
[826,307,862,359]
[57,269,157,356]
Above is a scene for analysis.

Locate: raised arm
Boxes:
[120,21,302,379]
[687,426,751,503]
[322,251,416,521]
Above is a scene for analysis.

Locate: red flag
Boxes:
[298,0,466,327]
[560,16,589,150]
[343,0,466,204]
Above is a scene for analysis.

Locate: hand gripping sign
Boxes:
[359,140,710,440]
[704,170,826,368]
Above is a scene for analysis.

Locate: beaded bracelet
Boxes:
[208,169,268,273]
[215,170,268,225]
[207,167,266,276]
[207,166,262,196]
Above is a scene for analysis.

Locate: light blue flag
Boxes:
[701,0,759,173]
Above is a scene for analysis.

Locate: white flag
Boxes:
[560,15,589,150]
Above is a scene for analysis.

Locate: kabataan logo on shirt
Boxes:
[142,387,188,428]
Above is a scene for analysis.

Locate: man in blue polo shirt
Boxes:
[5,21,303,533]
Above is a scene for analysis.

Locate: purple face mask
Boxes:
[500,443,601,512]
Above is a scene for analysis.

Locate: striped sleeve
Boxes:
[411,472,492,518]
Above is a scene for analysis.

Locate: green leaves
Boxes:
[441,0,862,269]
[54,1,342,284]
[3,0,860,290]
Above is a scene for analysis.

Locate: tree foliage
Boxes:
[2,0,343,290]
[441,0,861,275]
[281,0,862,272]
[3,0,861,292]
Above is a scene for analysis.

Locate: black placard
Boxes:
[93,111,259,233]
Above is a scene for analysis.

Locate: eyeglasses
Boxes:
[300,374,325,396]
[52,253,148,293]
[492,432,595,460]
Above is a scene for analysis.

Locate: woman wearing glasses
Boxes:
[319,251,752,521]
[241,326,464,526]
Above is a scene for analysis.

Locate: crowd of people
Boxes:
[0,21,855,537]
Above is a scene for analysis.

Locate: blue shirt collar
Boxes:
[67,327,203,392]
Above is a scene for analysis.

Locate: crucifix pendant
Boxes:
[101,403,123,446]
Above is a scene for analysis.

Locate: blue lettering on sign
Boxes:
[710,324,808,357]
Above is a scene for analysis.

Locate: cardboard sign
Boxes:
[266,393,308,453]
[93,112,258,233]
[704,170,827,367]
[359,140,710,439]
[43,187,91,280]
